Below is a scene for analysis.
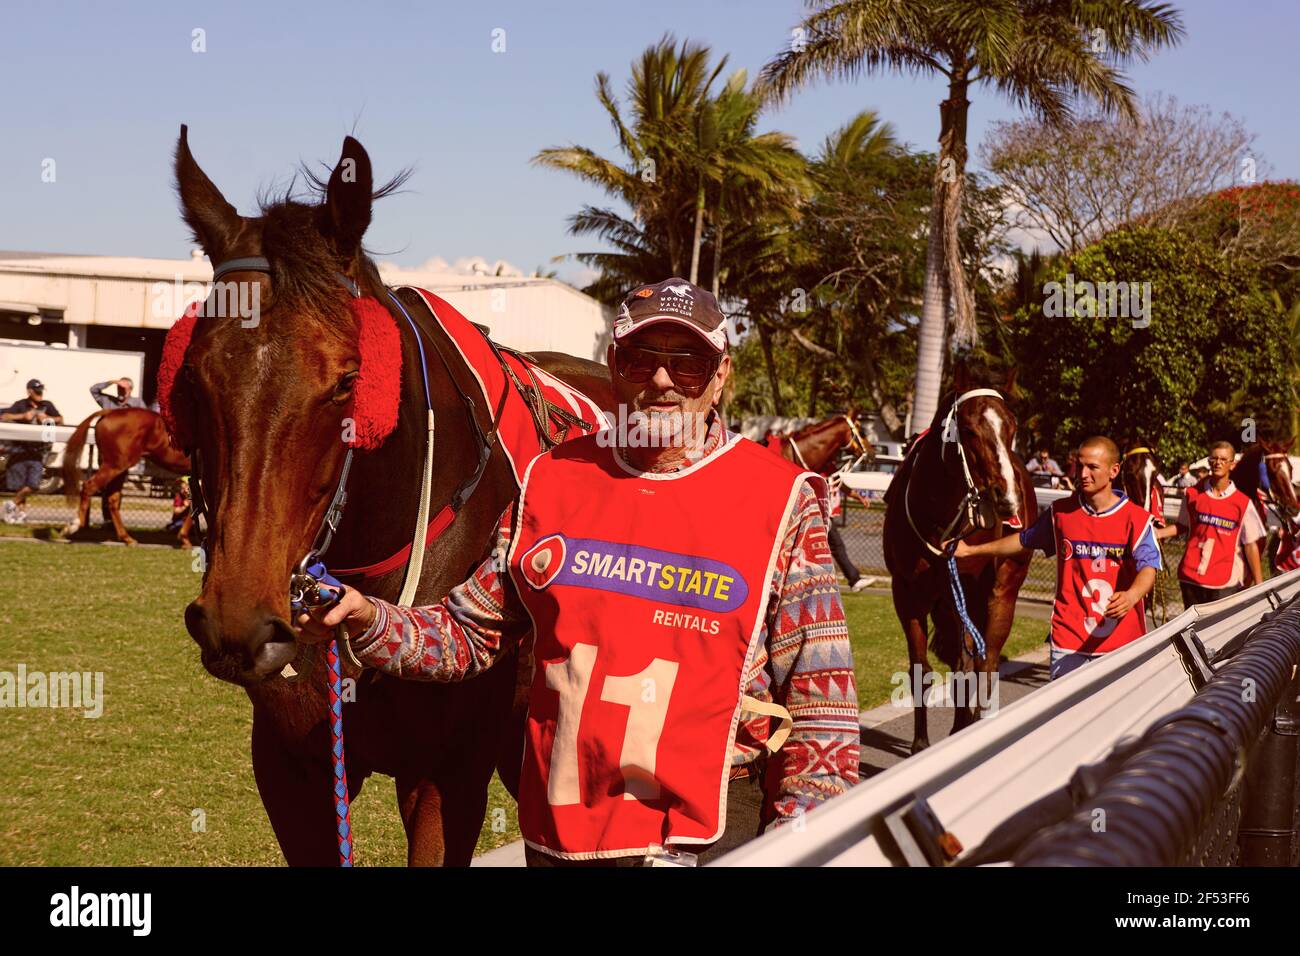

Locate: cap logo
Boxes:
[634,287,655,298]
[614,303,633,337]
[664,283,693,298]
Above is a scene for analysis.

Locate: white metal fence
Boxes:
[714,569,1300,866]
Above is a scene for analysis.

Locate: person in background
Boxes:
[825,473,876,593]
[1027,448,1065,488]
[166,477,191,533]
[1173,462,1197,490]
[1,379,63,523]
[1156,440,1265,606]
[1060,449,1078,491]
[90,377,147,410]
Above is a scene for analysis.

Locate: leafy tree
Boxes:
[1009,226,1290,466]
[983,94,1255,252]
[758,0,1184,434]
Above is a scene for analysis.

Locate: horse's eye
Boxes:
[332,371,359,403]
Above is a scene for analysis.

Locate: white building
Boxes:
[0,250,614,415]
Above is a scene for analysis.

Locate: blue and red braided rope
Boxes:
[327,634,353,867]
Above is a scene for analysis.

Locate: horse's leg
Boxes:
[63,465,122,537]
[250,707,342,867]
[949,565,994,732]
[103,474,136,546]
[395,776,449,867]
[893,583,932,753]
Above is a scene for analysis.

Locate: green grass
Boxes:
[0,541,1044,865]
[842,590,1046,709]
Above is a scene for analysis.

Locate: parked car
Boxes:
[839,454,904,503]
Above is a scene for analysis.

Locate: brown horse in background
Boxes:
[60,407,192,546]
[882,368,1035,753]
[173,127,612,866]
[1120,443,1171,623]
[1232,438,1299,526]
[769,413,872,474]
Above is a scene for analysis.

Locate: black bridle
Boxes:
[188,256,508,625]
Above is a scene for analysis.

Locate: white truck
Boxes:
[0,339,147,491]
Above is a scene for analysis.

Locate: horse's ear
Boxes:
[951,359,971,394]
[174,125,241,262]
[324,136,374,258]
[1002,364,1019,397]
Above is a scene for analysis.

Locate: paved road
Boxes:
[857,644,1050,781]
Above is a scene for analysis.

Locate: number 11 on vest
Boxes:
[544,643,680,806]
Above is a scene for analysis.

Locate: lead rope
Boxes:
[327,627,353,866]
[944,542,987,660]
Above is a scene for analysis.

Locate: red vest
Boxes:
[1179,484,1253,588]
[1146,482,1165,527]
[508,433,822,860]
[1049,494,1151,653]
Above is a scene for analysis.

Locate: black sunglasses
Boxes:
[614,345,721,390]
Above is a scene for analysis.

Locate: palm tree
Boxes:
[534,36,723,296]
[687,69,809,295]
[758,0,1183,433]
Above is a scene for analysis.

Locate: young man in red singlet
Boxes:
[955,436,1160,680]
[1155,439,1265,606]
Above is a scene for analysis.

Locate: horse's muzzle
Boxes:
[185,600,298,684]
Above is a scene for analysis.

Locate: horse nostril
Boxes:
[184,601,215,650]
[249,618,298,680]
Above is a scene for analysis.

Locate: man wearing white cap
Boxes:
[296,277,860,866]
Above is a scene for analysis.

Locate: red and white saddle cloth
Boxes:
[405,287,610,485]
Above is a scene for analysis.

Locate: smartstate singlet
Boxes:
[508,432,822,860]
[1179,483,1254,588]
[1049,494,1153,653]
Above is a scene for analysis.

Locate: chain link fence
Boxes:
[833,497,1190,618]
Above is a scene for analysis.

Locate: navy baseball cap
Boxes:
[614,277,728,353]
[26,379,44,391]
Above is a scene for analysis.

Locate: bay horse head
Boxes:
[170,126,407,685]
[1120,443,1165,515]
[787,411,873,474]
[931,380,1023,535]
[1235,437,1299,523]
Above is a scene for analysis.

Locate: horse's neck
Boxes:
[1231,452,1259,493]
[794,423,846,472]
[908,434,967,526]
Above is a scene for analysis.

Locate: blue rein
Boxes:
[943,543,987,660]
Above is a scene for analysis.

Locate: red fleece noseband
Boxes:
[156,295,402,452]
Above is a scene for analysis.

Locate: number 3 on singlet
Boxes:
[544,643,680,806]
[1081,578,1118,638]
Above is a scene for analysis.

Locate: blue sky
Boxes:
[2,0,1296,285]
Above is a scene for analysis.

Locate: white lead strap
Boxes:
[398,408,437,606]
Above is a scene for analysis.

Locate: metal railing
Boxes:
[713,569,1300,866]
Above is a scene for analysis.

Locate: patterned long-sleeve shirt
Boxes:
[349,421,860,829]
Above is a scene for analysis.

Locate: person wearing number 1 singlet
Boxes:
[954,436,1161,680]
[293,277,860,866]
[1155,439,1265,607]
